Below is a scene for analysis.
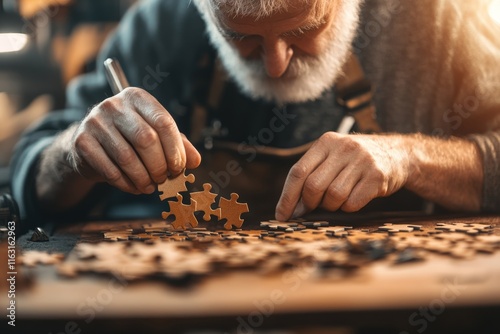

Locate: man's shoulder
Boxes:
[132,0,203,30]
[355,0,473,59]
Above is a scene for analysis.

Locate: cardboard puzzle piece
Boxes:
[162,194,198,230]
[157,169,195,201]
[434,232,471,243]
[21,251,64,267]
[378,223,422,233]
[476,234,500,245]
[260,221,306,232]
[390,235,428,251]
[303,221,329,228]
[318,226,353,236]
[190,183,222,221]
[219,193,249,230]
[435,223,493,235]
[344,229,388,242]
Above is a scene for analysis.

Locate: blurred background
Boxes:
[0,0,137,194]
[1,0,500,196]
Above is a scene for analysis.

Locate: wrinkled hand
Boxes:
[68,87,201,194]
[275,132,411,220]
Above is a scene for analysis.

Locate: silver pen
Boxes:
[104,58,130,94]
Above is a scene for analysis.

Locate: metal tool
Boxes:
[104,58,130,94]
[30,227,49,242]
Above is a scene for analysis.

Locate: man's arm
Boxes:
[36,88,201,215]
[275,132,482,220]
[36,124,96,213]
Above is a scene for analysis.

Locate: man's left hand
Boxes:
[275,132,411,220]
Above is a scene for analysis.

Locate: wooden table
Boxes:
[3,213,500,334]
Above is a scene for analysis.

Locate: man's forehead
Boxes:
[216,0,309,21]
[214,0,331,32]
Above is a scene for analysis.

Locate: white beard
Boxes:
[194,0,362,104]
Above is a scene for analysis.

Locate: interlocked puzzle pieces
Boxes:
[157,170,249,230]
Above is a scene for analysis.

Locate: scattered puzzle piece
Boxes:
[476,234,500,245]
[157,169,195,201]
[303,221,329,228]
[219,193,249,230]
[162,194,198,230]
[21,251,64,267]
[190,183,222,221]
[260,221,306,232]
[435,222,493,235]
[378,223,422,233]
[434,232,471,243]
[318,226,353,236]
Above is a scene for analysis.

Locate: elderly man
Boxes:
[11,0,500,225]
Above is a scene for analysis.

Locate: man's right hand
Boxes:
[68,87,201,194]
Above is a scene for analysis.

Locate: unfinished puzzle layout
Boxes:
[18,219,499,286]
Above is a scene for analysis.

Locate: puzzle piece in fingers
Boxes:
[219,193,249,230]
[162,194,198,230]
[158,169,195,201]
[190,183,222,221]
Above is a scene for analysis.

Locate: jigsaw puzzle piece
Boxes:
[435,222,493,235]
[378,223,422,233]
[219,193,249,230]
[157,169,195,201]
[161,194,198,230]
[190,183,222,221]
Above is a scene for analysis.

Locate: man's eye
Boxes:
[282,25,319,38]
[231,35,248,42]
[222,31,248,41]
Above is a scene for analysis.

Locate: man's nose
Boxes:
[262,38,293,78]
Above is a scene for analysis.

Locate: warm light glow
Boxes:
[0,33,29,53]
[490,0,500,24]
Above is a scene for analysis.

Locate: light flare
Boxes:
[489,0,500,24]
[0,33,29,53]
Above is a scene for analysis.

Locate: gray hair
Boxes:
[194,0,315,19]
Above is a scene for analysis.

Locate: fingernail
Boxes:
[145,184,156,194]
[275,210,285,221]
[291,200,306,219]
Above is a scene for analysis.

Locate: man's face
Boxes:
[216,1,336,79]
[197,0,361,104]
